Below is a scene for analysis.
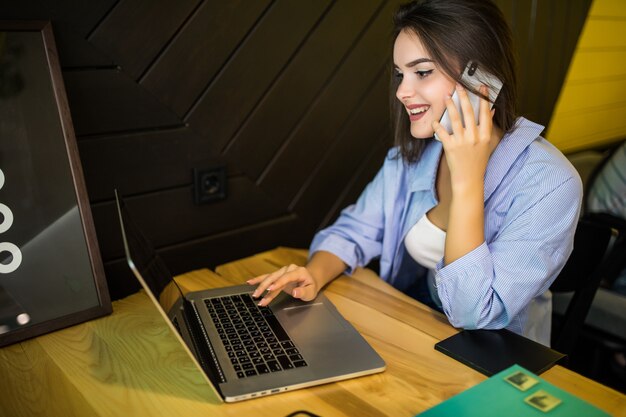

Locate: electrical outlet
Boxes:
[193,166,227,205]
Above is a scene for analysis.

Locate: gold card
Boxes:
[504,370,539,391]
[524,390,562,412]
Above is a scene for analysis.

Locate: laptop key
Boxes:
[237,371,245,378]
[263,354,274,361]
[253,357,264,365]
[289,354,303,361]
[245,369,257,377]
[256,364,270,374]
[285,348,299,356]
[242,363,254,370]
[293,360,307,368]
[267,360,281,372]
[277,355,294,370]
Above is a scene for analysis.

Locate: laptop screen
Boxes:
[114,191,182,310]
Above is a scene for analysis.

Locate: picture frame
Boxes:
[0,21,111,347]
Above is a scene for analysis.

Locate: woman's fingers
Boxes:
[455,84,476,133]
[446,93,464,139]
[249,266,288,298]
[247,264,316,306]
[432,119,450,141]
[291,281,318,301]
[246,274,269,285]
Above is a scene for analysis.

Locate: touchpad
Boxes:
[275,302,348,339]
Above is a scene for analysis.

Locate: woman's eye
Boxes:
[416,70,433,78]
[394,71,403,79]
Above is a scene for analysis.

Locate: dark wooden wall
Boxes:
[1,0,591,299]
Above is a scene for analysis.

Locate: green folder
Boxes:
[417,364,610,416]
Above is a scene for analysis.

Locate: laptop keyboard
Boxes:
[204,294,308,379]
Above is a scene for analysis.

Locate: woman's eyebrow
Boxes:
[405,58,434,68]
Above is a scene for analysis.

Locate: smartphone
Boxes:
[435,61,503,141]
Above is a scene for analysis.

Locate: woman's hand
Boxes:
[432,84,496,191]
[246,264,320,306]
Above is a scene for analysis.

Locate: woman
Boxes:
[248,0,582,346]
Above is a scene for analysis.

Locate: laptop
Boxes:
[114,190,385,402]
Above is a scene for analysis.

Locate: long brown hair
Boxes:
[391,0,518,163]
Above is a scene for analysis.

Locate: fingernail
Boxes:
[252,290,259,298]
[266,285,273,292]
[258,299,266,307]
[292,289,298,298]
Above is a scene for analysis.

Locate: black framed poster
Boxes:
[0,21,111,347]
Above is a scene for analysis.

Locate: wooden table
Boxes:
[1,247,624,417]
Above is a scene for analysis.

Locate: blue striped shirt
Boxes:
[310,118,582,345]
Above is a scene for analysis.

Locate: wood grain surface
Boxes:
[1,247,624,417]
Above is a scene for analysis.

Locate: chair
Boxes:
[550,215,620,354]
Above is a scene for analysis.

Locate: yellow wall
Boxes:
[547,0,626,152]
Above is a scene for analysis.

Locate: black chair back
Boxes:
[550,216,619,354]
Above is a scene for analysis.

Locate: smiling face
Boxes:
[393,30,456,139]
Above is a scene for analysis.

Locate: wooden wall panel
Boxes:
[321,140,389,229]
[0,0,592,299]
[185,1,333,146]
[0,0,117,66]
[255,1,399,204]
[64,69,181,136]
[292,73,391,229]
[89,0,202,80]
[92,176,286,257]
[223,0,384,177]
[78,127,215,201]
[500,0,592,127]
[140,0,272,117]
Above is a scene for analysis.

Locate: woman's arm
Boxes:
[433,84,496,265]
[247,150,399,305]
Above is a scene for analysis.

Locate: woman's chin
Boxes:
[410,131,436,140]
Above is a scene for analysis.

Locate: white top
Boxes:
[404,214,446,307]
[404,213,446,269]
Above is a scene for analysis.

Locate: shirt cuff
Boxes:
[435,241,491,286]
[309,234,358,276]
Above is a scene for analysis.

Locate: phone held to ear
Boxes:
[435,61,503,141]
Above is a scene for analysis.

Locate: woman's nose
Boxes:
[396,78,414,101]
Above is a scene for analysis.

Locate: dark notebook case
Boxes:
[435,329,567,376]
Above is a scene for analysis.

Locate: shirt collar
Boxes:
[484,117,544,200]
[405,117,544,198]
[407,139,443,193]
